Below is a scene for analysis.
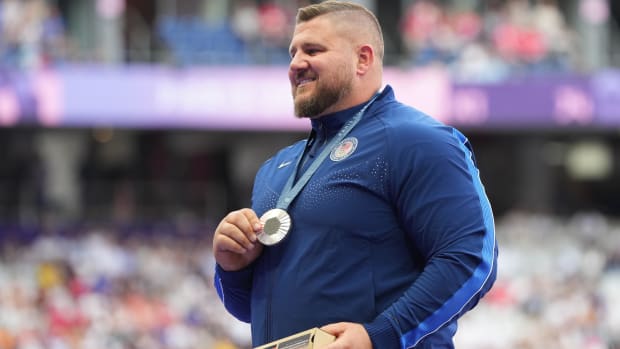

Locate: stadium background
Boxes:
[0,0,619,348]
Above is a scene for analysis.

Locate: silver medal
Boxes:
[257,208,291,245]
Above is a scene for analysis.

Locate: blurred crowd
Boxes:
[0,225,253,349]
[457,212,620,349]
[0,0,605,77]
[401,0,577,81]
[0,0,67,70]
[0,212,619,349]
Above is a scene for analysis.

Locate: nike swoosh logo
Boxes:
[278,161,293,169]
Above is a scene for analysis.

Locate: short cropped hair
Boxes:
[296,1,384,60]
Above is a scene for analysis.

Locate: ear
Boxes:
[356,44,374,76]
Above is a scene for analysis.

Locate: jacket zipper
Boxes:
[265,249,273,343]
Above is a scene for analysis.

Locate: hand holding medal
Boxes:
[212,208,264,271]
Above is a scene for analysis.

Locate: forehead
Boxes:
[290,14,349,47]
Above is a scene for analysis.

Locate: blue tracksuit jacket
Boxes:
[215,85,498,348]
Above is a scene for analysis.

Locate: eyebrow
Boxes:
[289,43,326,57]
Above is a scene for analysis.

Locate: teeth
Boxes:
[297,78,314,86]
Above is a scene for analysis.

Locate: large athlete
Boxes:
[212,2,498,348]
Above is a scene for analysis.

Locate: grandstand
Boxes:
[0,0,619,348]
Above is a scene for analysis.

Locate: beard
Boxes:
[293,66,353,118]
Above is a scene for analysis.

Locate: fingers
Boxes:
[239,208,263,240]
[321,322,346,336]
[215,208,262,252]
[320,323,372,349]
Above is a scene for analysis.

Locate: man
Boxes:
[213,1,498,348]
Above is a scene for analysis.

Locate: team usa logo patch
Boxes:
[330,137,358,161]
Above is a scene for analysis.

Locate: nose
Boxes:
[289,52,308,72]
[288,53,308,85]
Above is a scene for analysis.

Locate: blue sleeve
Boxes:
[214,263,254,323]
[364,124,498,348]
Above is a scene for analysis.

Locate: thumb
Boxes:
[320,322,347,337]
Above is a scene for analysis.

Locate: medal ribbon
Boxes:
[276,94,379,210]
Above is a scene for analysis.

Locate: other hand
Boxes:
[213,208,264,271]
[321,322,372,349]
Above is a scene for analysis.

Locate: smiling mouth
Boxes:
[295,73,317,88]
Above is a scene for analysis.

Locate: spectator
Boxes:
[0,0,66,69]
[532,0,575,71]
